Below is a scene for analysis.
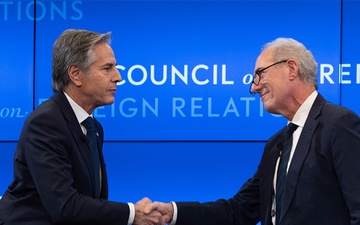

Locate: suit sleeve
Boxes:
[176,171,261,225]
[331,110,360,224]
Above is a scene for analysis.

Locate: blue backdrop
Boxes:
[1,0,359,207]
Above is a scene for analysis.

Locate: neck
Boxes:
[64,86,95,115]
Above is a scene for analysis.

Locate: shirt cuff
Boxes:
[128,202,135,225]
[169,201,178,225]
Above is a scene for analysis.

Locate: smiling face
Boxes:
[251,48,292,116]
[68,42,122,114]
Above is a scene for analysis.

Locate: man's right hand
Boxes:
[145,201,174,224]
[133,197,165,225]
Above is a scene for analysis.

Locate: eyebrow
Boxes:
[254,67,264,75]
[102,62,116,67]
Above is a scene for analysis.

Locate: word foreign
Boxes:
[0,1,83,21]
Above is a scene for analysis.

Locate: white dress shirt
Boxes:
[271,90,318,224]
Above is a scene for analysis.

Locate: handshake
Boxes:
[134,197,174,225]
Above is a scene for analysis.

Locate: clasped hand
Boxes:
[134,198,173,225]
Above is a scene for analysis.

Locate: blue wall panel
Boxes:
[0,1,359,208]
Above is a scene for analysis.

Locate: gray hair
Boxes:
[262,38,318,89]
[52,29,112,92]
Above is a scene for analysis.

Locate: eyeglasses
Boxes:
[249,59,288,95]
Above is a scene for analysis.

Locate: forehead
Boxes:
[255,48,274,69]
[92,42,116,64]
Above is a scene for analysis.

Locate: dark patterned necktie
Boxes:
[82,116,100,198]
[276,123,298,224]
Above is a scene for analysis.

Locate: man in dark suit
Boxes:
[0,29,164,225]
[145,38,360,225]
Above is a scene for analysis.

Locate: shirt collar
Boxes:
[290,90,318,127]
[63,92,91,124]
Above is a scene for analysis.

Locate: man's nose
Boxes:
[114,69,122,83]
[250,82,262,94]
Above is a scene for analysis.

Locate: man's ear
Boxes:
[287,59,299,81]
[68,65,82,87]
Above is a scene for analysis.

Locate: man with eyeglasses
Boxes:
[145,38,360,225]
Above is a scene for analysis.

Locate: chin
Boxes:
[107,99,115,105]
[263,103,275,114]
[103,97,115,106]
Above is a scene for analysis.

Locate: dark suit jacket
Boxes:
[175,94,360,225]
[0,92,129,225]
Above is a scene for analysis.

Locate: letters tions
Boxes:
[0,1,83,21]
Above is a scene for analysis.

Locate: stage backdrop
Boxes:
[1,0,359,206]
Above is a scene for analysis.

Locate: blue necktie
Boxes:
[276,123,298,224]
[82,117,100,198]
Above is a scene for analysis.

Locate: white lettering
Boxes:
[94,98,158,118]
[221,64,234,85]
[92,97,280,118]
[192,65,209,85]
[240,97,255,117]
[208,98,219,117]
[150,65,167,85]
[127,65,147,86]
[320,64,335,84]
[172,98,186,117]
[339,64,351,84]
[120,98,137,117]
[117,64,234,86]
[191,98,203,117]
[172,65,188,85]
[142,98,158,117]
[223,97,239,117]
[243,73,253,85]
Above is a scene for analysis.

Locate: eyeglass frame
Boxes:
[249,59,288,95]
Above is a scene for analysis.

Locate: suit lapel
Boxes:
[52,92,95,191]
[280,94,325,222]
[260,129,285,224]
